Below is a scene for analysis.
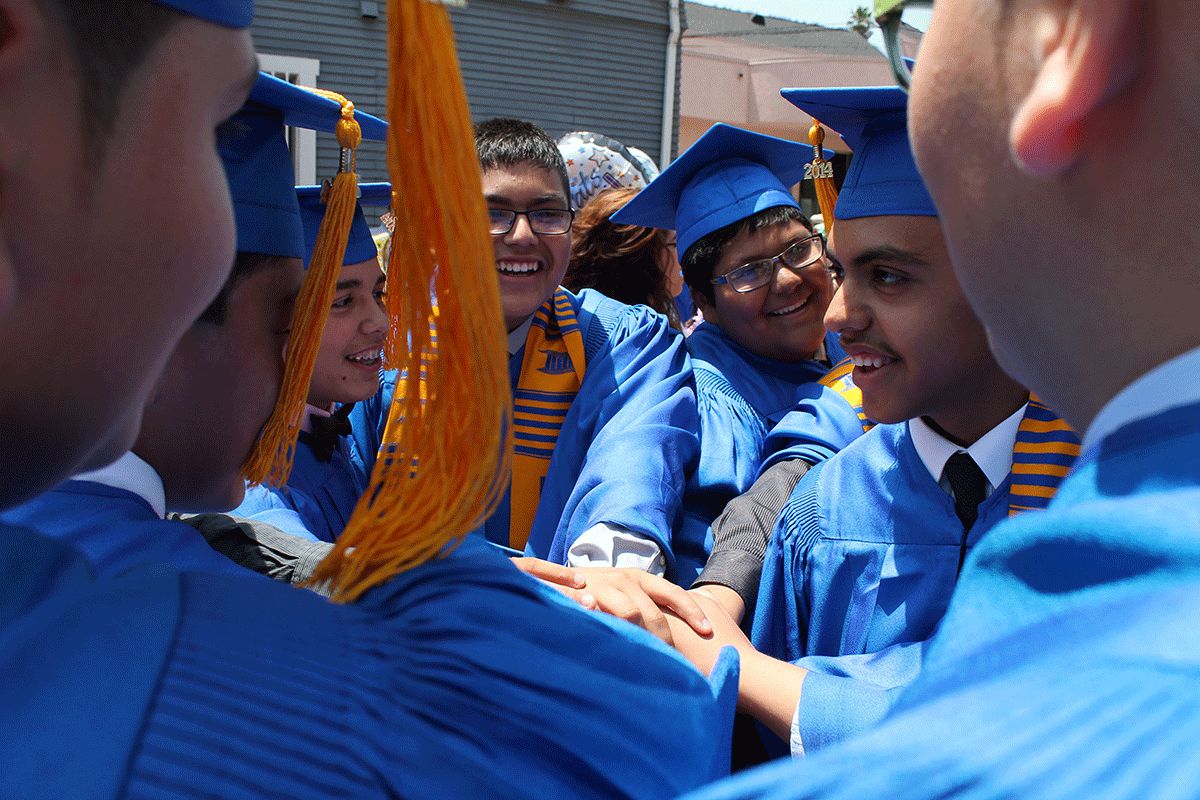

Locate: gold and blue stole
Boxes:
[820,361,1077,515]
[819,358,874,434]
[1009,397,1080,515]
[510,289,587,548]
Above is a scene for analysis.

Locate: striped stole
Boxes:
[1009,397,1080,515]
[820,361,1077,515]
[509,289,587,548]
[819,357,875,434]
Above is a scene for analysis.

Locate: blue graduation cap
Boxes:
[297,182,392,266]
[780,85,936,220]
[151,0,253,28]
[250,74,389,142]
[611,123,815,258]
[220,72,389,260]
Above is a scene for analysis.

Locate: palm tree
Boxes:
[848,6,873,38]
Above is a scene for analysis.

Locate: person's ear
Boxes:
[1009,0,1142,177]
[692,284,716,319]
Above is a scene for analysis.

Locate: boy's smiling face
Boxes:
[308,259,389,409]
[696,218,835,363]
[826,215,1024,443]
[483,163,573,333]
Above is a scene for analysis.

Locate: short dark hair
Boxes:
[197,253,294,326]
[37,0,182,155]
[682,205,811,304]
[475,117,572,202]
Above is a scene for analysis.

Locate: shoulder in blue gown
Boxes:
[684,404,1200,800]
[0,522,736,798]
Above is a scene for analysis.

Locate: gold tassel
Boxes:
[308,0,512,603]
[808,119,839,236]
[242,92,362,488]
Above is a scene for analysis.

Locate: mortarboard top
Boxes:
[781,85,936,220]
[250,73,389,142]
[151,0,253,28]
[221,73,388,260]
[611,123,819,259]
[297,182,392,267]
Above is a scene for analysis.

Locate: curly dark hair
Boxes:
[564,188,683,330]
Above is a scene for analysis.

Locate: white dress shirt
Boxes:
[72,450,167,519]
[909,404,1027,499]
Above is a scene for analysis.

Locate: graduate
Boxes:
[684,0,1200,797]
[354,118,706,588]
[661,82,1079,757]
[0,2,736,796]
[231,182,394,542]
[0,74,386,573]
[612,123,845,585]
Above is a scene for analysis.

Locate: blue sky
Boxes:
[689,0,932,32]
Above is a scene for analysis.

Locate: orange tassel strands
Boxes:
[309,0,513,603]
[807,119,839,235]
[242,92,363,489]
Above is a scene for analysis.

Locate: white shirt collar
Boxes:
[507,315,535,357]
[71,451,167,519]
[1082,345,1200,456]
[908,403,1027,496]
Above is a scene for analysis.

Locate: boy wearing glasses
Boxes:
[660,84,1076,760]
[613,124,844,587]
[359,118,707,607]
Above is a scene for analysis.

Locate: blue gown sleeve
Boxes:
[760,381,869,472]
[230,483,322,541]
[537,296,701,577]
[794,640,928,754]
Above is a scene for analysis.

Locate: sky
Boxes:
[689,0,932,33]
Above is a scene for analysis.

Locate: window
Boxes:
[257,53,322,185]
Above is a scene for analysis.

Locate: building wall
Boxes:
[251,0,679,196]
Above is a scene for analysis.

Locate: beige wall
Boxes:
[679,35,897,153]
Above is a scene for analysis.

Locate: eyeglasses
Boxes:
[711,235,828,293]
[874,0,933,93]
[487,207,574,236]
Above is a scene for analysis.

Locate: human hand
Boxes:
[511,557,598,610]
[511,558,712,645]
[664,590,756,676]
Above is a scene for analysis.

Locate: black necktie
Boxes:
[943,451,988,575]
[308,402,355,463]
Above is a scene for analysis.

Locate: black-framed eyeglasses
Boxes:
[711,235,828,293]
[874,0,933,93]
[487,207,574,236]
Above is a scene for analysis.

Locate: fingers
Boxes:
[511,557,586,589]
[545,583,599,611]
[634,575,713,636]
[586,575,674,646]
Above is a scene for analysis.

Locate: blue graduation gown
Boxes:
[759,377,872,471]
[0,480,250,577]
[684,405,1200,800]
[353,289,703,582]
[679,324,846,583]
[0,525,736,798]
[232,430,369,542]
[750,421,1013,751]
